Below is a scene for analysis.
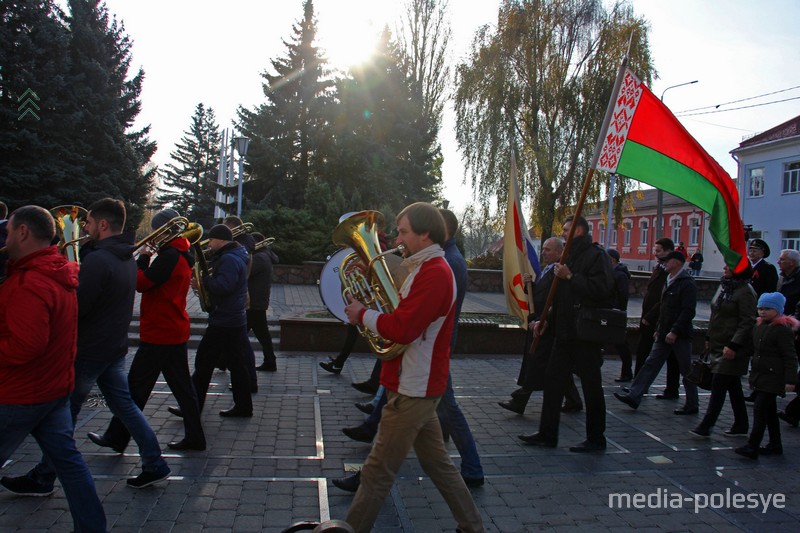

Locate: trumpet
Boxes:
[133,217,202,256]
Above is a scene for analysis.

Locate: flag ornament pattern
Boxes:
[595,68,748,273]
[503,168,541,328]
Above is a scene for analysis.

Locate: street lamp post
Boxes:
[656,80,698,239]
[234,136,250,218]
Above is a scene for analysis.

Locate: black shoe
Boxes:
[0,475,55,496]
[168,406,184,418]
[614,375,633,383]
[569,439,606,453]
[256,362,277,372]
[689,427,710,438]
[734,444,758,459]
[167,439,206,451]
[723,428,749,437]
[498,400,525,415]
[759,443,783,456]
[462,474,485,488]
[87,432,126,453]
[561,402,583,413]
[127,467,170,489]
[620,386,631,393]
[354,402,374,415]
[342,425,375,443]
[219,407,253,418]
[674,407,699,415]
[656,391,679,400]
[613,392,639,410]
[778,411,799,427]
[332,471,361,492]
[351,381,379,395]
[319,361,343,375]
[518,432,557,447]
[744,394,755,403]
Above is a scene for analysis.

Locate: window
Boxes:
[782,230,800,251]
[689,218,700,246]
[671,217,681,243]
[784,162,800,194]
[612,226,618,245]
[749,167,765,197]
[624,222,632,246]
[639,219,649,246]
[598,223,605,246]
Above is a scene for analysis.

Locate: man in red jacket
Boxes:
[92,208,206,451]
[342,202,484,533]
[0,205,106,532]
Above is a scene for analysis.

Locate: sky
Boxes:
[89,0,800,214]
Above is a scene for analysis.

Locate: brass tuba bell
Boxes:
[331,210,406,361]
[50,205,88,263]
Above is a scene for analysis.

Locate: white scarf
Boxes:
[399,244,444,294]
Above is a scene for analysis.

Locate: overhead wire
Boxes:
[676,96,800,117]
[674,84,800,114]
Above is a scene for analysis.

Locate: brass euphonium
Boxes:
[331,210,406,361]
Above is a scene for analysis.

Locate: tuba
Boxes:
[50,205,88,262]
[330,210,406,361]
[192,238,215,313]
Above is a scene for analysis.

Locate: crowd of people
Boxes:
[0,198,798,532]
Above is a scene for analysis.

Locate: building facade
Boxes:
[731,114,800,256]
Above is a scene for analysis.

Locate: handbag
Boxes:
[686,350,713,390]
[575,307,627,345]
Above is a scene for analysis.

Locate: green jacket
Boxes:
[707,281,757,376]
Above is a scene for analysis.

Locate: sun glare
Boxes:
[317,1,397,71]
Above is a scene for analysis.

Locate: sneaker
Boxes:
[127,467,170,489]
[0,475,55,496]
[723,428,749,437]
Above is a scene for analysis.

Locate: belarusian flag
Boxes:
[595,67,748,273]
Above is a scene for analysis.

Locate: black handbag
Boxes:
[687,351,713,390]
[575,307,627,345]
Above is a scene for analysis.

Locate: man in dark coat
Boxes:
[749,239,778,297]
[518,215,613,453]
[250,233,278,372]
[614,251,699,414]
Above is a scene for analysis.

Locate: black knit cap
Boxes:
[207,224,233,241]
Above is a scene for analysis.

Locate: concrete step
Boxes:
[128,318,281,351]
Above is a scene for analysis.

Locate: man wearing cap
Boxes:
[186,223,253,417]
[614,250,699,414]
[94,208,206,452]
[749,239,778,297]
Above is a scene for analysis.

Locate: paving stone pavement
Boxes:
[0,287,792,533]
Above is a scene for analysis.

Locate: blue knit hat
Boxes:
[757,292,786,314]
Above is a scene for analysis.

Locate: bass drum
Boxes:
[318,247,408,324]
[319,248,353,323]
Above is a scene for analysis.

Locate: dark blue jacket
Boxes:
[656,270,697,342]
[77,233,136,361]
[443,238,467,351]
[612,262,631,311]
[205,242,248,327]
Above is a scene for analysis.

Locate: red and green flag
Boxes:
[594,67,748,273]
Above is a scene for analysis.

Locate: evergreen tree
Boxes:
[329,28,439,214]
[238,0,333,210]
[65,0,155,228]
[0,1,80,209]
[157,103,221,220]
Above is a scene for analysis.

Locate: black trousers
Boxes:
[193,325,253,413]
[634,322,679,392]
[697,373,748,432]
[104,342,205,446]
[539,338,605,443]
[247,308,275,365]
[331,325,360,367]
[749,390,781,448]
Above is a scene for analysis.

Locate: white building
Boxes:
[731,114,800,256]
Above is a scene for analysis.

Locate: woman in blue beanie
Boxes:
[736,292,798,458]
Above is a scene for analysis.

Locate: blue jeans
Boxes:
[628,339,698,410]
[436,374,484,479]
[0,397,106,533]
[32,357,167,484]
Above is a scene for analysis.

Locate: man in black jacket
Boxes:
[614,251,699,414]
[518,216,613,453]
[250,232,278,372]
[749,239,778,297]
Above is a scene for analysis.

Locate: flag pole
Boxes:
[528,52,630,353]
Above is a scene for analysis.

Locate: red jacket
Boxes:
[137,237,193,344]
[362,254,455,397]
[0,246,79,404]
